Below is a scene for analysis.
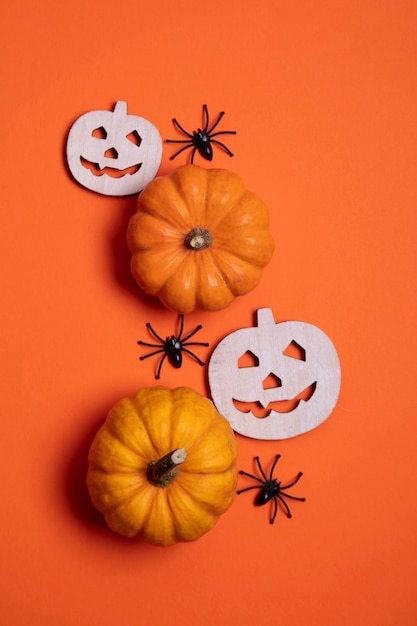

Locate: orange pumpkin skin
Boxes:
[86,386,238,546]
[127,165,274,313]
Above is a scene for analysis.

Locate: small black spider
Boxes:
[166,104,236,164]
[137,314,209,379]
[237,455,306,524]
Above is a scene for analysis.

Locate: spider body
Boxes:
[166,104,236,164]
[237,455,305,524]
[163,336,183,368]
[192,129,214,161]
[137,314,209,379]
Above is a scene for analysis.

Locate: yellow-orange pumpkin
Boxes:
[127,165,274,313]
[86,386,238,546]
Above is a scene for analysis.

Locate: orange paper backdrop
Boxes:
[2,1,417,624]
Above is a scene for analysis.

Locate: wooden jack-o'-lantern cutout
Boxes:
[208,308,341,440]
[66,101,162,196]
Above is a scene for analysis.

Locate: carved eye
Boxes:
[237,350,259,368]
[283,340,306,361]
[91,126,107,139]
[126,130,141,146]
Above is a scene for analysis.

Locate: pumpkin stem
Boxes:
[147,448,187,487]
[184,228,212,250]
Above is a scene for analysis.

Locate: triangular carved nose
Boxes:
[262,372,282,389]
[104,147,118,159]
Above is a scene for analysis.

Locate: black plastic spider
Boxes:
[137,314,209,379]
[166,104,236,164]
[237,455,306,524]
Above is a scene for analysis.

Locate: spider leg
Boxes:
[255,456,268,482]
[270,496,278,524]
[210,139,234,157]
[277,494,292,518]
[210,130,237,138]
[139,348,165,360]
[180,324,204,343]
[182,340,209,348]
[171,118,193,137]
[280,472,303,490]
[206,110,225,134]
[175,314,185,341]
[202,104,210,132]
[239,469,264,483]
[137,340,163,348]
[236,485,262,494]
[279,492,306,503]
[168,143,194,160]
[145,322,165,344]
[181,347,205,366]
[269,454,282,481]
[190,145,198,164]
[155,353,168,380]
[166,138,195,144]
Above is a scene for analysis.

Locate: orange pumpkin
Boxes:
[86,386,238,546]
[127,165,274,313]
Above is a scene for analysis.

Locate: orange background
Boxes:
[2,1,417,624]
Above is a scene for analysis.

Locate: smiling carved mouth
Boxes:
[80,157,141,178]
[232,382,317,418]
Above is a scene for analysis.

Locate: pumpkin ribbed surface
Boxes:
[127,164,274,313]
[87,386,238,546]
